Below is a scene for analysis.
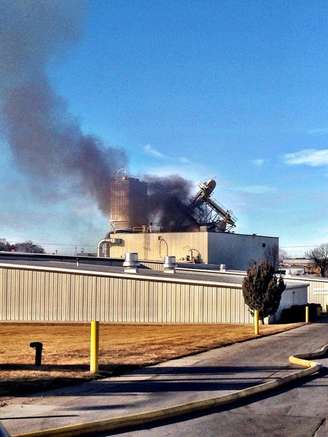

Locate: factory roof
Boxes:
[0,257,244,287]
[0,254,307,290]
[112,230,279,239]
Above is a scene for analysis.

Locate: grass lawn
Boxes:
[0,322,303,397]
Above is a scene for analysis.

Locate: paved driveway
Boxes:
[1,323,328,436]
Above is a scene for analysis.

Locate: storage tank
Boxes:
[109,177,148,231]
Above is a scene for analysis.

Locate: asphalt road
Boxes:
[115,334,328,437]
[114,371,328,437]
[2,323,328,436]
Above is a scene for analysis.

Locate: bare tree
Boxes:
[13,241,45,254]
[306,244,328,277]
[0,239,11,252]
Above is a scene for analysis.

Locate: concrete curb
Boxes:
[11,343,327,437]
[289,342,328,368]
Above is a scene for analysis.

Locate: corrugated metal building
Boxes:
[0,259,306,324]
[176,265,327,310]
[288,276,328,310]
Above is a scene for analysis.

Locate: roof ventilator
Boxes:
[123,252,139,273]
[163,256,176,274]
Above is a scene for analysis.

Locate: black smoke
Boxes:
[145,175,197,231]
[0,0,126,216]
[0,0,196,231]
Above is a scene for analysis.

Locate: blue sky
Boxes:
[2,0,328,255]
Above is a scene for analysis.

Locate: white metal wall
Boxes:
[184,266,328,310]
[207,233,279,270]
[139,261,163,271]
[0,265,253,324]
[285,277,328,309]
[271,285,308,321]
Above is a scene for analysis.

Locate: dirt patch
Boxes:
[0,322,303,397]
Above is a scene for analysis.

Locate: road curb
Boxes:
[12,343,327,437]
[289,342,328,367]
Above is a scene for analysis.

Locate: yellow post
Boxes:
[90,320,99,374]
[254,309,259,335]
[305,305,309,324]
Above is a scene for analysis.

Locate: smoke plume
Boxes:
[145,175,196,230]
[0,0,126,215]
[0,0,196,232]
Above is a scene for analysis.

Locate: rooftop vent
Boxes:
[123,252,139,273]
[163,256,176,274]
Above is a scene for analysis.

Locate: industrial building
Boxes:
[197,266,328,312]
[0,173,288,323]
[99,176,279,270]
[107,231,278,271]
[0,256,307,324]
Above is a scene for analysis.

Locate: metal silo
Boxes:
[109,176,148,231]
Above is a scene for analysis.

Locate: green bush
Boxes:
[242,261,286,322]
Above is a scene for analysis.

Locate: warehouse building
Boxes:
[175,264,328,311]
[0,256,307,324]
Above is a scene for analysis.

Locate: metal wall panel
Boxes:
[109,232,209,263]
[139,261,163,271]
[305,279,328,309]
[0,265,255,324]
[273,285,308,321]
[278,277,328,309]
[207,233,279,270]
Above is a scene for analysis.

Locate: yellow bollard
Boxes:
[254,309,259,335]
[305,305,309,324]
[90,320,99,374]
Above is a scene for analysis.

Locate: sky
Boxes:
[1,0,328,255]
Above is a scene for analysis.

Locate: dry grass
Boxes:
[0,322,302,397]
